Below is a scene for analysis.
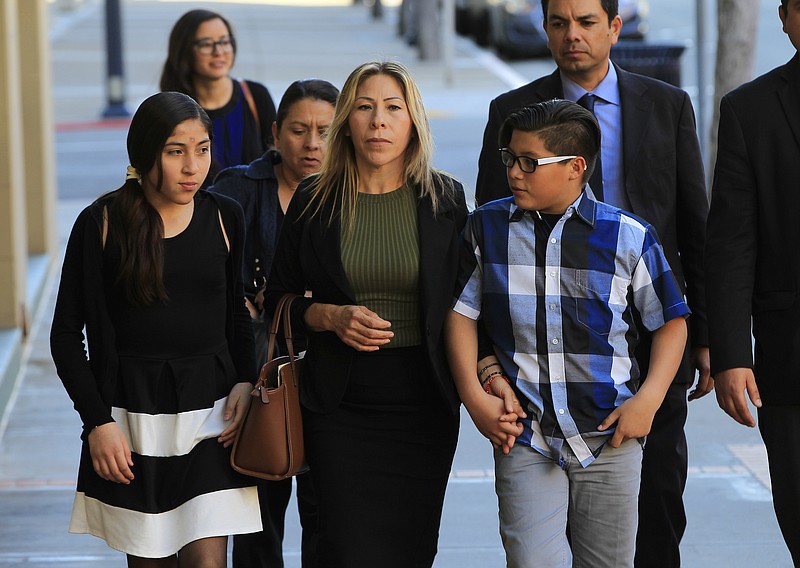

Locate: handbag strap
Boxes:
[266,293,300,363]
[238,78,261,136]
[281,295,301,387]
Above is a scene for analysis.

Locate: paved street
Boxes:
[0,0,794,566]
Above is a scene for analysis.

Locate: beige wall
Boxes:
[0,0,56,330]
[0,0,56,433]
[19,0,56,257]
[0,0,27,329]
[0,0,56,332]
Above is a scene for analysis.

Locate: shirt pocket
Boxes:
[569,269,629,337]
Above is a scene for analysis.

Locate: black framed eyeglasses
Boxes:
[499,148,576,174]
[194,37,234,56]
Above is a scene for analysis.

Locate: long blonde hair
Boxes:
[304,61,454,228]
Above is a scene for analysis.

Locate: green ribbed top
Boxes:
[341,184,421,348]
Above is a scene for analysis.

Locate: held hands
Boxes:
[328,305,393,351]
[88,422,134,484]
[713,367,761,427]
[466,379,526,455]
[218,382,255,447]
[487,377,527,422]
[464,393,524,455]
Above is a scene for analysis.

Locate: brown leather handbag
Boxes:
[231,293,309,480]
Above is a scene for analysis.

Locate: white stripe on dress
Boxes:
[69,487,261,558]
[111,398,230,458]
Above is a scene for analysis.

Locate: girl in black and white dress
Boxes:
[51,91,261,566]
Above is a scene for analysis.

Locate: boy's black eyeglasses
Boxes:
[499,148,576,174]
[194,38,234,56]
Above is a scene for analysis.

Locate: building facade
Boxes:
[0,0,57,431]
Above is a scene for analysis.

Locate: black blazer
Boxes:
[706,53,800,404]
[475,64,709,355]
[265,176,468,414]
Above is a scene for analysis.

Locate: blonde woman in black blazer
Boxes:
[265,61,467,567]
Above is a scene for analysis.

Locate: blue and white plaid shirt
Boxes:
[453,191,690,467]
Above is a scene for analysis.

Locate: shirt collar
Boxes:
[244,149,281,180]
[561,61,620,106]
[573,190,597,227]
[508,190,596,227]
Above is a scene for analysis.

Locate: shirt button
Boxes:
[549,304,556,310]
[551,238,557,244]
[558,408,565,415]
[550,271,556,277]
[552,338,559,345]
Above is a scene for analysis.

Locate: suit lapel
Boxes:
[617,66,652,195]
[417,195,453,321]
[777,55,800,150]
[534,69,564,102]
[309,199,356,303]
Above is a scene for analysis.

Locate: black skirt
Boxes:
[303,345,459,568]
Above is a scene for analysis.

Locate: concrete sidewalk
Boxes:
[0,1,792,566]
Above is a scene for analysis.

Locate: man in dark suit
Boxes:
[474,1,711,566]
[706,1,800,563]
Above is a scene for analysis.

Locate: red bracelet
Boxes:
[480,369,504,387]
[483,374,511,393]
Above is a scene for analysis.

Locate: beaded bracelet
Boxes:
[477,362,500,379]
[480,369,504,387]
[483,374,511,393]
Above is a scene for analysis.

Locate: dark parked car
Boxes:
[457,0,649,59]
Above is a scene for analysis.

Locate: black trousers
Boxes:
[633,328,692,568]
[634,382,688,568]
[758,404,800,566]
[233,316,318,567]
[232,472,318,567]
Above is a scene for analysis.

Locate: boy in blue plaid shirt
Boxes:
[445,100,689,567]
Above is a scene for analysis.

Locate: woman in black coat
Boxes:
[210,78,339,568]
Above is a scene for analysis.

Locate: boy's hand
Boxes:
[597,390,661,448]
[486,377,527,419]
[464,392,524,454]
[599,316,686,447]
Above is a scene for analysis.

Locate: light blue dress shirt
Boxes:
[561,63,630,212]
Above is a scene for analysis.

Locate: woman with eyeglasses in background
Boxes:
[160,9,277,187]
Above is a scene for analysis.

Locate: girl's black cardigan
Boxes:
[50,190,256,440]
